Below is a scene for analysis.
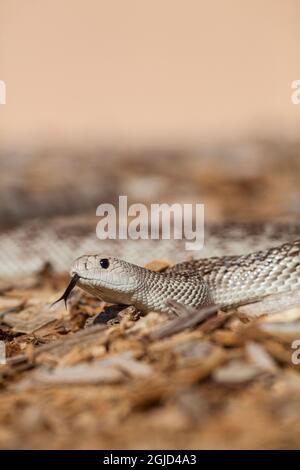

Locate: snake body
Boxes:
[71,239,300,314]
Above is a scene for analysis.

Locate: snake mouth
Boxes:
[51,273,80,308]
[75,275,123,288]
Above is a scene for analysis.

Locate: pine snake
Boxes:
[70,238,300,314]
[2,218,300,314]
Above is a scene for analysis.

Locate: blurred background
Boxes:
[0,0,300,237]
[1,0,300,230]
[1,0,300,145]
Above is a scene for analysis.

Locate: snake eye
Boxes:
[99,258,110,269]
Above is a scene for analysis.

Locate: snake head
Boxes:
[70,254,144,305]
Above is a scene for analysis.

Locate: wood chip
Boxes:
[33,361,124,385]
[259,322,300,340]
[0,297,24,317]
[149,302,219,341]
[95,351,153,378]
[238,290,300,317]
[245,341,278,373]
[213,360,261,384]
[262,306,300,323]
[144,259,171,272]
[2,303,61,334]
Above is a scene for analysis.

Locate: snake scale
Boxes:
[70,238,300,314]
[2,217,300,314]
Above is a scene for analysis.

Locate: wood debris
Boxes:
[0,267,300,449]
[31,361,125,385]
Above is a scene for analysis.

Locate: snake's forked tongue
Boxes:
[51,273,80,309]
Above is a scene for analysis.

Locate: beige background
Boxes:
[1,0,300,146]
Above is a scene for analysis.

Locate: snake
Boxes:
[62,238,300,314]
[2,216,300,314]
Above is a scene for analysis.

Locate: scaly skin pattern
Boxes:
[71,239,300,314]
[3,219,300,277]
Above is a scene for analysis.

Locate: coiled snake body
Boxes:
[71,239,300,314]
